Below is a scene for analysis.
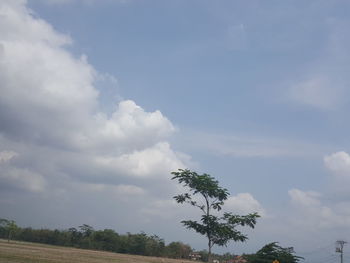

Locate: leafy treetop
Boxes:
[245,242,303,263]
[171,169,260,262]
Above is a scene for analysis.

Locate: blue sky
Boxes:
[1,0,350,262]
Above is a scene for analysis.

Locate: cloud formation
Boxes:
[324,151,350,176]
[288,188,350,229]
[225,193,266,216]
[0,151,17,163]
[288,76,343,110]
[0,0,184,198]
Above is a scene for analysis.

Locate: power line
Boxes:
[299,243,336,256]
[302,253,338,263]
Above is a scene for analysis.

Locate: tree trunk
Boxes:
[208,240,212,262]
[206,195,212,262]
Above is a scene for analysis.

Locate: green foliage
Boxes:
[0,219,190,259]
[91,229,120,251]
[171,169,260,261]
[245,242,303,263]
[172,169,229,212]
[0,218,18,242]
[79,224,94,238]
[165,241,192,259]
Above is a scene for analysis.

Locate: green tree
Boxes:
[144,235,165,257]
[171,169,260,262]
[245,242,303,263]
[78,224,94,248]
[79,224,94,237]
[91,229,120,252]
[165,241,192,259]
[0,219,18,242]
[68,227,82,246]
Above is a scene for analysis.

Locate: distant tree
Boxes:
[0,218,9,237]
[79,224,94,237]
[0,219,18,242]
[78,224,94,248]
[245,242,303,263]
[145,235,165,257]
[165,241,192,259]
[172,169,260,262]
[68,227,82,246]
[91,229,120,252]
[127,232,149,255]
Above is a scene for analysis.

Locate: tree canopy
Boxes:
[245,242,303,263]
[0,218,18,242]
[172,169,260,262]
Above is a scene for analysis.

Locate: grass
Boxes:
[0,239,195,263]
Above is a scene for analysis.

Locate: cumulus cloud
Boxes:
[0,0,185,198]
[288,189,350,229]
[96,142,184,178]
[324,151,350,176]
[92,100,175,153]
[224,193,266,216]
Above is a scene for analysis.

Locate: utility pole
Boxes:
[336,240,347,263]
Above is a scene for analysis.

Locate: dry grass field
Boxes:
[0,239,195,263]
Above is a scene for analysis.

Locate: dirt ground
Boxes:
[0,239,194,263]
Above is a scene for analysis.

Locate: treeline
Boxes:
[1,219,301,263]
[0,219,196,259]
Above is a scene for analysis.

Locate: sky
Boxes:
[1,0,350,262]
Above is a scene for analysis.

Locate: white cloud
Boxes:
[96,142,184,178]
[92,100,175,152]
[324,151,350,176]
[225,193,266,216]
[289,189,321,207]
[288,76,343,110]
[288,188,350,229]
[0,0,186,196]
[286,18,350,112]
[0,0,71,46]
[0,151,18,163]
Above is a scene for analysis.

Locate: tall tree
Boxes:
[171,169,260,262]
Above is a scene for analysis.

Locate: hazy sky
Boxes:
[1,0,350,262]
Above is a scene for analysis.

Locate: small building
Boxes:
[189,252,202,261]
